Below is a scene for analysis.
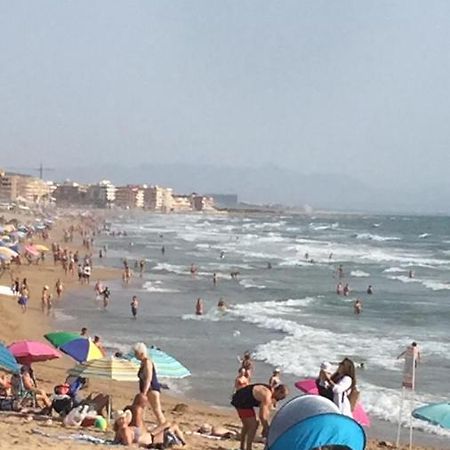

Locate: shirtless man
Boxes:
[195,298,204,315]
[354,299,362,315]
[231,384,288,450]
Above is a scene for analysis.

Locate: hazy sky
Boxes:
[1,1,450,190]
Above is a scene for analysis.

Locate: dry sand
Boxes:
[0,212,439,450]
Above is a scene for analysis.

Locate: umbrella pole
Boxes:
[396,387,405,447]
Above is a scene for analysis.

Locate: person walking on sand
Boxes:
[231,383,288,450]
[133,342,166,425]
[131,296,139,319]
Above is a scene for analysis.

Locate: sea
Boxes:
[55,211,450,447]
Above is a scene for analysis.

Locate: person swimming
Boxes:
[367,285,373,294]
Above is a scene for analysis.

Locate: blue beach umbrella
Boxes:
[413,402,450,429]
[0,343,20,374]
[60,338,104,363]
[267,395,366,450]
[126,346,191,379]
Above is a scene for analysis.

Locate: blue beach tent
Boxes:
[267,395,367,450]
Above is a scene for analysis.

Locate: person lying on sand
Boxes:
[114,409,185,448]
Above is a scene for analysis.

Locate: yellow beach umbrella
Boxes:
[0,247,18,259]
[34,244,49,252]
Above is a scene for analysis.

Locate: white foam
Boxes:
[153,263,188,275]
[350,270,370,278]
[419,233,431,239]
[355,233,400,242]
[239,279,267,290]
[309,222,339,231]
[388,275,450,291]
[383,267,405,273]
[142,281,180,293]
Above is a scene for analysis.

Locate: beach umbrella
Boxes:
[24,244,40,257]
[34,244,49,252]
[44,331,81,348]
[412,402,450,429]
[68,357,139,422]
[125,346,191,379]
[60,338,104,363]
[149,347,191,378]
[9,340,61,365]
[267,395,366,450]
[3,225,15,233]
[0,247,18,259]
[295,378,370,427]
[68,356,139,381]
[0,344,20,374]
[0,285,15,296]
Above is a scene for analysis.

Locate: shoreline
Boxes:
[0,211,444,449]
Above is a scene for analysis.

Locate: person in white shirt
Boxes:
[324,358,357,418]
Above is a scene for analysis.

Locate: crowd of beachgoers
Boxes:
[0,210,436,450]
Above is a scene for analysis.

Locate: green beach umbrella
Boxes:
[44,331,81,348]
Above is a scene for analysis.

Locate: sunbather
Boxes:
[114,409,185,448]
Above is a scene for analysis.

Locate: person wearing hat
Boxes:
[268,368,281,388]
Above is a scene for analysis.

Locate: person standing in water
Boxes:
[213,272,217,287]
[131,296,139,319]
[367,285,373,294]
[161,246,165,256]
[354,299,362,315]
[195,298,204,315]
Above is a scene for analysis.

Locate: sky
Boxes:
[1,1,450,196]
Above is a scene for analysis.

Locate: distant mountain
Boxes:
[53,163,450,214]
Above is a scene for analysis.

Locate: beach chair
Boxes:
[11,374,37,408]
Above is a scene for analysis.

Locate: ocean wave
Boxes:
[142,281,180,293]
[354,233,400,242]
[350,270,370,278]
[239,279,267,290]
[309,222,339,231]
[388,275,450,291]
[419,233,431,239]
[232,300,450,435]
[153,263,187,275]
[383,267,405,273]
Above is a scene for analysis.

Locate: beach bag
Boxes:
[348,386,360,411]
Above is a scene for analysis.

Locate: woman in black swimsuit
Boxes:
[134,342,166,425]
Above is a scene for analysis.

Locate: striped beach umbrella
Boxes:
[126,347,191,379]
[68,357,139,381]
[60,338,104,363]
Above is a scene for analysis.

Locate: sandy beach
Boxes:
[0,211,442,450]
